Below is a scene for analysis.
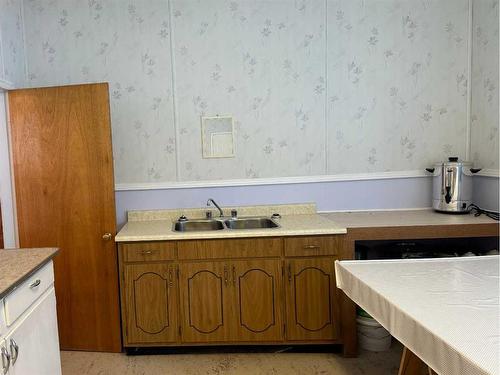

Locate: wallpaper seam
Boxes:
[324,0,329,174]
[19,0,29,87]
[167,0,181,182]
[466,0,473,160]
[0,9,5,79]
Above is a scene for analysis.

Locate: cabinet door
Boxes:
[123,263,178,345]
[5,287,61,375]
[285,258,338,341]
[179,262,231,342]
[232,259,283,341]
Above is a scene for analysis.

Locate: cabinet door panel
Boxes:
[179,262,231,342]
[124,263,178,345]
[6,288,61,375]
[285,258,338,341]
[233,259,283,341]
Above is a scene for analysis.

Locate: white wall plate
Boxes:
[201,115,235,158]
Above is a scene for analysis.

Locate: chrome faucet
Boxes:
[207,198,224,217]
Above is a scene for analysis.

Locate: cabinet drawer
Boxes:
[284,236,340,257]
[178,237,283,260]
[122,242,176,262]
[4,261,54,326]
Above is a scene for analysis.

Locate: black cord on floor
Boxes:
[468,204,500,221]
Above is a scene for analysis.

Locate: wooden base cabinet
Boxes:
[285,258,338,341]
[2,289,61,375]
[123,263,178,345]
[0,261,61,375]
[118,236,341,348]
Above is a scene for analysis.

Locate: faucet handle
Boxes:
[231,209,238,218]
[206,211,213,219]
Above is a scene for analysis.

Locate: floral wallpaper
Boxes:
[0,0,25,86]
[471,0,499,170]
[173,0,326,180]
[327,0,469,173]
[23,0,177,183]
[10,0,496,184]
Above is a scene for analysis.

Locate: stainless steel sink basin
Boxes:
[173,215,280,232]
[224,217,279,230]
[173,219,224,232]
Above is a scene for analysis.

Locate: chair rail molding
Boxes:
[477,169,500,178]
[115,170,432,191]
[115,168,499,191]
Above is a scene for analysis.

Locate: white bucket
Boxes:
[357,316,392,352]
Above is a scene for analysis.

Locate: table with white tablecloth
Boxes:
[335,256,499,375]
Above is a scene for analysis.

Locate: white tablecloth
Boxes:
[335,256,500,375]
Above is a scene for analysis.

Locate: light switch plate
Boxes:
[201,115,235,158]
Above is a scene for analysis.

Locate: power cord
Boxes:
[468,204,500,221]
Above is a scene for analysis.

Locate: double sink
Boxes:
[174,217,280,232]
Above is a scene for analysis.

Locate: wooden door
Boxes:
[123,263,178,345]
[8,84,121,351]
[178,261,231,342]
[232,259,283,341]
[285,258,338,341]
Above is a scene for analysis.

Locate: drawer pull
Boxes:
[288,263,292,283]
[1,347,10,375]
[29,279,41,289]
[9,339,18,365]
[224,266,228,286]
[141,250,153,255]
[303,245,320,249]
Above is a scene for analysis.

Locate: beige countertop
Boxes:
[116,203,350,242]
[321,209,498,229]
[115,204,498,243]
[115,214,347,242]
[0,248,59,299]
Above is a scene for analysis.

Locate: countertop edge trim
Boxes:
[115,229,349,242]
[345,223,499,240]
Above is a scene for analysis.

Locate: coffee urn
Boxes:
[426,157,481,213]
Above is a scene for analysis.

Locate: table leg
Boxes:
[398,347,437,375]
[340,237,358,357]
[340,291,357,357]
